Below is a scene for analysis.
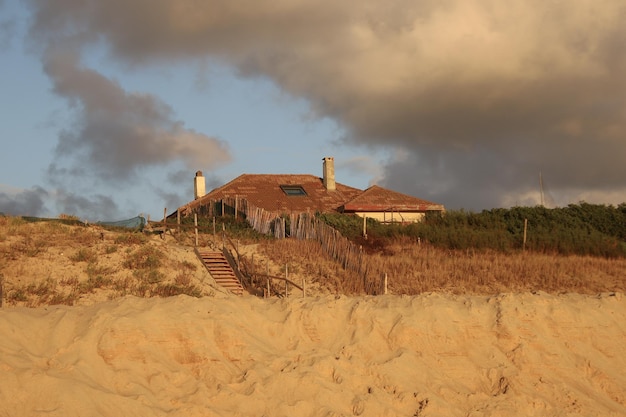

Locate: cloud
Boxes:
[0,1,16,50]
[51,189,120,221]
[339,156,384,186]
[26,0,626,209]
[0,184,126,220]
[43,48,231,182]
[0,185,48,216]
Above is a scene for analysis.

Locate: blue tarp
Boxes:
[98,216,146,229]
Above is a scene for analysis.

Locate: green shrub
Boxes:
[317,203,626,258]
[133,268,164,284]
[7,289,27,303]
[151,283,202,298]
[70,248,98,263]
[123,246,163,269]
[105,245,118,254]
[114,233,147,245]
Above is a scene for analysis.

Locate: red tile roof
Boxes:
[183,174,362,214]
[341,185,444,212]
[177,175,445,216]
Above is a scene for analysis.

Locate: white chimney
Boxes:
[194,171,206,199]
[322,157,336,191]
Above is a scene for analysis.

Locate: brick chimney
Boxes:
[194,171,206,199]
[322,157,336,191]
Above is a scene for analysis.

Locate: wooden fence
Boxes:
[222,233,306,298]
[245,203,379,293]
[177,198,384,294]
[180,196,249,220]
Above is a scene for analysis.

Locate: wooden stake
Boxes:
[523,218,528,251]
[266,261,270,297]
[302,278,306,298]
[383,273,388,295]
[363,215,367,239]
[251,254,255,285]
[194,213,198,247]
[162,208,167,240]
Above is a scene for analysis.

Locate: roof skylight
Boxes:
[280,185,307,196]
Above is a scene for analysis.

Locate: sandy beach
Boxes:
[4,0,626,414]
[1,292,625,416]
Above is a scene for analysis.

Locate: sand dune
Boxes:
[1,292,625,416]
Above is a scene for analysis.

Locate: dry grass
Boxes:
[255,238,360,294]
[371,238,626,295]
[2,216,624,306]
[0,217,213,307]
[255,236,626,296]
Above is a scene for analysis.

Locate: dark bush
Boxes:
[318,203,626,258]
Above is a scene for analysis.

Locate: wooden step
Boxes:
[195,249,244,296]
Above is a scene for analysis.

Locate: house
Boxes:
[176,157,444,223]
[341,184,445,223]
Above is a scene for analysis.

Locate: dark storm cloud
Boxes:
[26,0,626,208]
[43,49,231,182]
[0,20,13,50]
[156,169,223,215]
[53,190,119,221]
[340,156,384,185]
[0,186,48,216]
[0,185,124,220]
[0,0,15,50]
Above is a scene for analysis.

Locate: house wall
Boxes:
[353,211,426,223]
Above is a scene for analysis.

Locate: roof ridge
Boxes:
[344,184,442,207]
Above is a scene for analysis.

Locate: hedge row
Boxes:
[319,203,626,258]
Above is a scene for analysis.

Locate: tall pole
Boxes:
[539,171,543,207]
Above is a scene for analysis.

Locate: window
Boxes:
[280,185,307,196]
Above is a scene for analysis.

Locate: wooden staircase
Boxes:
[195,248,244,296]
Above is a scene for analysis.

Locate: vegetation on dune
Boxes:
[1,202,625,306]
[191,203,626,296]
[177,215,269,240]
[239,203,625,296]
[256,237,626,296]
[319,203,626,258]
[0,216,207,307]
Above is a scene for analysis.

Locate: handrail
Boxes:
[221,234,305,296]
[221,246,246,287]
[158,216,306,297]
[253,273,303,292]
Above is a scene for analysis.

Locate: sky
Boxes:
[1,0,625,221]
